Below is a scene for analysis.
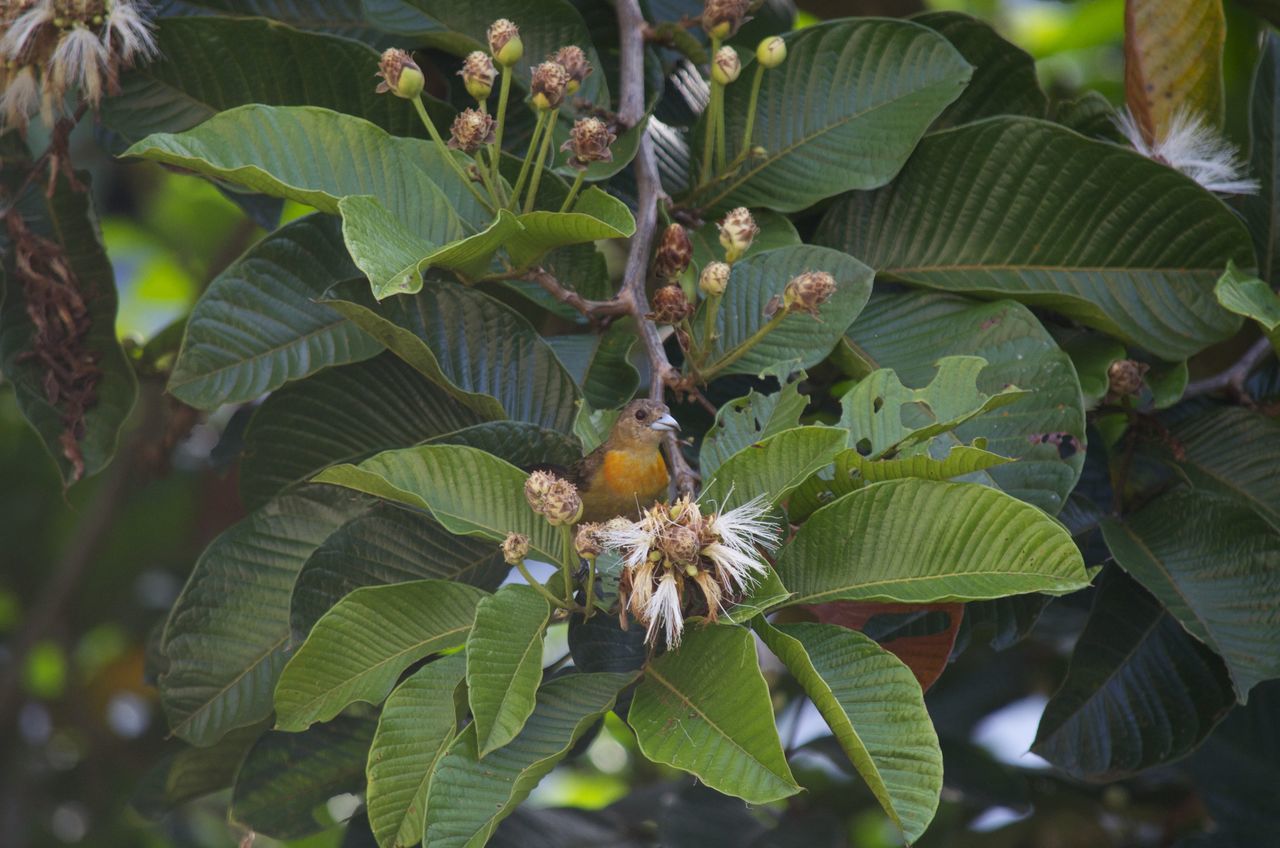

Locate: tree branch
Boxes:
[1183,337,1273,400]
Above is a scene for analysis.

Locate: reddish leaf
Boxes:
[807,602,964,691]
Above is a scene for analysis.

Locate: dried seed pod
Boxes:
[768,270,836,318]
[502,532,530,565]
[701,0,750,40]
[560,116,615,169]
[524,470,559,513]
[447,107,496,153]
[574,523,605,560]
[543,478,584,527]
[552,45,592,94]
[458,50,497,101]
[653,224,693,280]
[1107,359,1149,398]
[699,261,730,297]
[717,207,759,263]
[487,18,524,66]
[711,46,741,86]
[376,48,424,99]
[530,60,570,110]
[649,284,695,325]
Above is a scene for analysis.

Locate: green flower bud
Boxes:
[711,46,741,85]
[717,206,758,263]
[756,36,786,68]
[530,60,569,110]
[488,18,524,67]
[459,51,497,101]
[376,48,424,99]
[553,45,592,95]
[699,261,730,297]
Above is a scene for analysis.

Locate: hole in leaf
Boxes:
[855,438,872,457]
[872,396,884,412]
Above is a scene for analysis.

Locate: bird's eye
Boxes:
[635,409,648,421]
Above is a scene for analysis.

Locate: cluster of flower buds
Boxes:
[448,107,496,153]
[765,270,836,318]
[701,0,751,40]
[561,117,615,170]
[1106,358,1149,400]
[699,261,730,297]
[458,51,497,101]
[601,493,779,647]
[524,470,583,527]
[376,48,425,99]
[717,207,758,263]
[1,0,157,131]
[649,284,695,325]
[487,18,524,67]
[653,223,693,280]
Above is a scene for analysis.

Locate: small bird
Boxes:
[566,399,679,523]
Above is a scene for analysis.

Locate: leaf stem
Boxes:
[737,63,765,163]
[491,69,514,188]
[714,83,727,172]
[559,524,581,609]
[412,95,493,211]
[524,107,559,214]
[559,170,587,212]
[700,35,722,183]
[513,557,573,610]
[511,109,548,210]
[701,311,787,378]
[699,292,721,363]
[583,558,596,618]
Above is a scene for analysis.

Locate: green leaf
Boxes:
[323,280,580,432]
[1124,0,1225,139]
[366,655,466,848]
[700,426,846,513]
[133,723,266,819]
[1052,90,1122,138]
[699,379,808,480]
[1241,35,1279,287]
[690,209,800,270]
[816,118,1253,361]
[467,585,552,756]
[231,715,375,840]
[424,672,635,848]
[1166,405,1280,531]
[775,479,1090,606]
[755,620,942,843]
[168,215,382,409]
[1102,490,1280,701]
[839,292,1086,513]
[694,245,873,380]
[1215,262,1280,346]
[290,501,509,640]
[123,104,482,241]
[1032,568,1234,780]
[159,485,372,745]
[0,166,137,485]
[545,326,641,410]
[1060,331,1129,408]
[629,625,800,804]
[506,188,637,269]
[313,444,563,566]
[689,18,972,211]
[98,16,453,151]
[424,421,583,469]
[239,353,488,510]
[913,11,1047,128]
[567,611,648,675]
[837,443,1014,490]
[274,580,485,732]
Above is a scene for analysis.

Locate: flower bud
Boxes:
[649,284,695,325]
[530,61,570,110]
[702,0,750,40]
[458,51,497,101]
[447,107,496,153]
[711,46,741,86]
[1107,359,1149,398]
[487,18,524,66]
[717,207,758,263]
[552,45,592,95]
[502,532,530,565]
[574,523,605,560]
[756,36,786,68]
[653,223,693,280]
[524,470,559,512]
[560,117,615,169]
[376,48,424,99]
[699,261,730,297]
[543,479,584,527]
[768,271,836,318]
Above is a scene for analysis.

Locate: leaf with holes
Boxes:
[274,580,485,732]
[700,379,808,480]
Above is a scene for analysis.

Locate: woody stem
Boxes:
[412,96,493,211]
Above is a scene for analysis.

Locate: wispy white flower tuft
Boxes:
[1,65,39,131]
[104,1,158,65]
[1,2,54,61]
[1115,107,1258,196]
[602,492,780,648]
[49,24,109,105]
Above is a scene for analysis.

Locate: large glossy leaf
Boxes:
[692,246,873,380]
[699,379,808,480]
[1032,568,1234,781]
[1215,264,1280,347]
[230,715,375,840]
[816,118,1253,361]
[467,586,551,757]
[1241,36,1279,286]
[133,723,266,819]
[506,189,637,268]
[688,18,972,211]
[1102,490,1280,700]
[775,479,1090,606]
[289,501,508,640]
[629,625,800,804]
[313,444,563,566]
[98,16,452,151]
[1165,405,1280,531]
[159,485,372,746]
[1124,0,1225,139]
[323,280,580,432]
[913,11,1046,128]
[0,164,137,485]
[700,426,846,513]
[167,215,382,409]
[840,292,1086,513]
[366,655,466,848]
[274,580,485,732]
[755,620,942,843]
[239,353,487,510]
[123,104,484,242]
[157,0,386,41]
[545,326,641,411]
[424,672,635,848]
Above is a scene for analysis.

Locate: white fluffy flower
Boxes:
[0,65,39,131]
[105,0,158,64]
[1115,107,1258,196]
[1,2,54,61]
[49,24,109,104]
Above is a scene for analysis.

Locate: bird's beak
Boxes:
[650,413,680,432]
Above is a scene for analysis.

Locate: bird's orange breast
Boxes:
[601,448,669,498]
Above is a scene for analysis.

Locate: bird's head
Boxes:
[611,399,679,447]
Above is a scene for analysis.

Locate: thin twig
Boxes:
[1183,337,1273,400]
[519,267,631,318]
